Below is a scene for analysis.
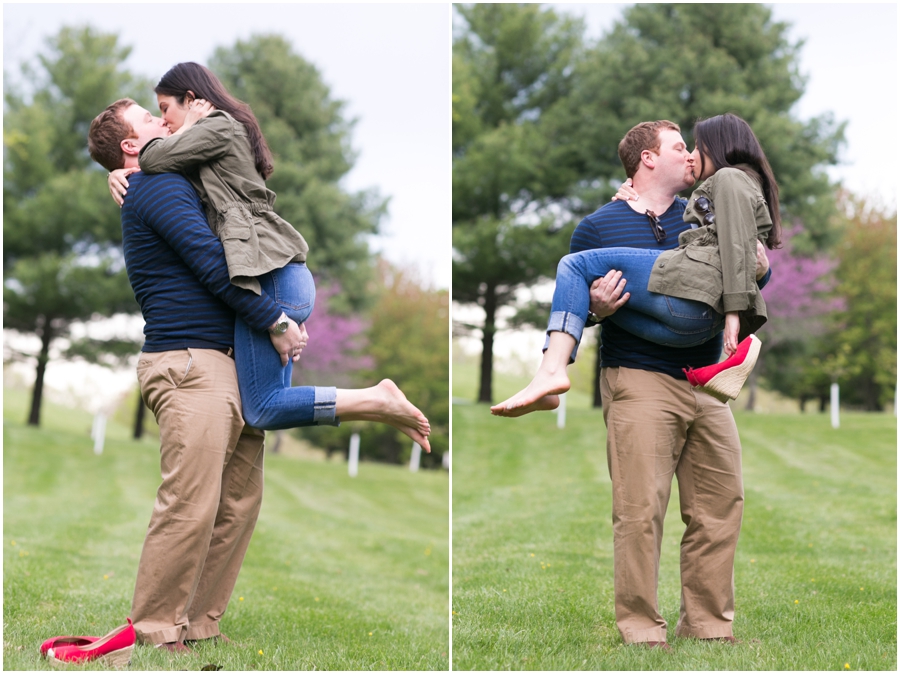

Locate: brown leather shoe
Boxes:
[702,636,740,644]
[186,634,234,647]
[156,641,192,653]
[635,640,672,651]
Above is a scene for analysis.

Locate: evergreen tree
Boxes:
[551,3,845,249]
[3,27,152,426]
[452,4,584,402]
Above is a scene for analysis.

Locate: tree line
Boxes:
[452,3,895,411]
[4,27,448,463]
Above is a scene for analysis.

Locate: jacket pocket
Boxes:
[683,245,722,271]
[219,207,255,268]
[220,217,252,242]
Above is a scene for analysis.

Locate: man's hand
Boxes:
[755,240,770,280]
[589,270,630,318]
[269,319,308,366]
[108,167,141,207]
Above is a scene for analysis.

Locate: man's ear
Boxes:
[121,137,140,157]
[640,149,656,170]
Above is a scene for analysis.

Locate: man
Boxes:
[575,120,770,648]
[87,99,306,650]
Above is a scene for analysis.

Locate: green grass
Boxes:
[452,386,896,669]
[3,387,449,670]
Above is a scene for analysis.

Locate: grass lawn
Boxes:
[3,387,449,671]
[451,368,896,670]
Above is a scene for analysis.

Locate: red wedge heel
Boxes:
[46,618,135,668]
[684,334,761,402]
[40,635,99,657]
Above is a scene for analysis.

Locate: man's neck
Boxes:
[626,177,680,215]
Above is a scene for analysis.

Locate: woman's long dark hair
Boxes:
[694,113,782,249]
[155,62,274,179]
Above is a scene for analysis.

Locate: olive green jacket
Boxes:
[139,110,309,294]
[647,165,772,337]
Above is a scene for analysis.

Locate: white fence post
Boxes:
[409,443,422,472]
[348,433,360,477]
[91,413,107,455]
[830,383,840,429]
[556,392,567,429]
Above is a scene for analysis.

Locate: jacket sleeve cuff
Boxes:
[722,292,751,313]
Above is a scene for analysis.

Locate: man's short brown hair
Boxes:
[617,120,681,178]
[87,98,137,172]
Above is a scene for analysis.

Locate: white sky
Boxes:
[3,2,452,288]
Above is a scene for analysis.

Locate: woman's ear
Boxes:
[185,90,196,104]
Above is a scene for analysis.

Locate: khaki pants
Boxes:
[600,367,743,643]
[131,349,265,645]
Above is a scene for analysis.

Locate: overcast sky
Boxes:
[3,3,452,288]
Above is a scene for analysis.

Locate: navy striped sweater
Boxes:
[121,172,281,352]
[570,198,770,380]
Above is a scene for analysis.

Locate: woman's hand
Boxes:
[611,179,639,202]
[723,312,740,357]
[108,167,141,207]
[174,99,216,135]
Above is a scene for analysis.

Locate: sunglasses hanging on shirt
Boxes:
[645,210,666,243]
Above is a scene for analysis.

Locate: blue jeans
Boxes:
[234,263,338,430]
[545,248,724,361]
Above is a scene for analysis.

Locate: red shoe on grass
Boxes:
[40,636,99,657]
[684,334,762,402]
[46,618,135,668]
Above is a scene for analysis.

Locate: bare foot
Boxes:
[352,414,431,452]
[490,369,570,416]
[491,394,560,417]
[340,379,431,451]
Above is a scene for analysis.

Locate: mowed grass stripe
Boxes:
[452,402,896,671]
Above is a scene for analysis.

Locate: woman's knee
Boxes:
[239,395,280,430]
[558,252,578,271]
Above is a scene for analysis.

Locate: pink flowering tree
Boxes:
[289,266,449,466]
[752,224,844,410]
[293,281,374,389]
[760,224,844,344]
[280,280,374,456]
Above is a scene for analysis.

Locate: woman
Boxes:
[109,63,431,449]
[492,113,781,415]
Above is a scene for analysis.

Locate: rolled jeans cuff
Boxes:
[314,386,340,426]
[544,311,585,363]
